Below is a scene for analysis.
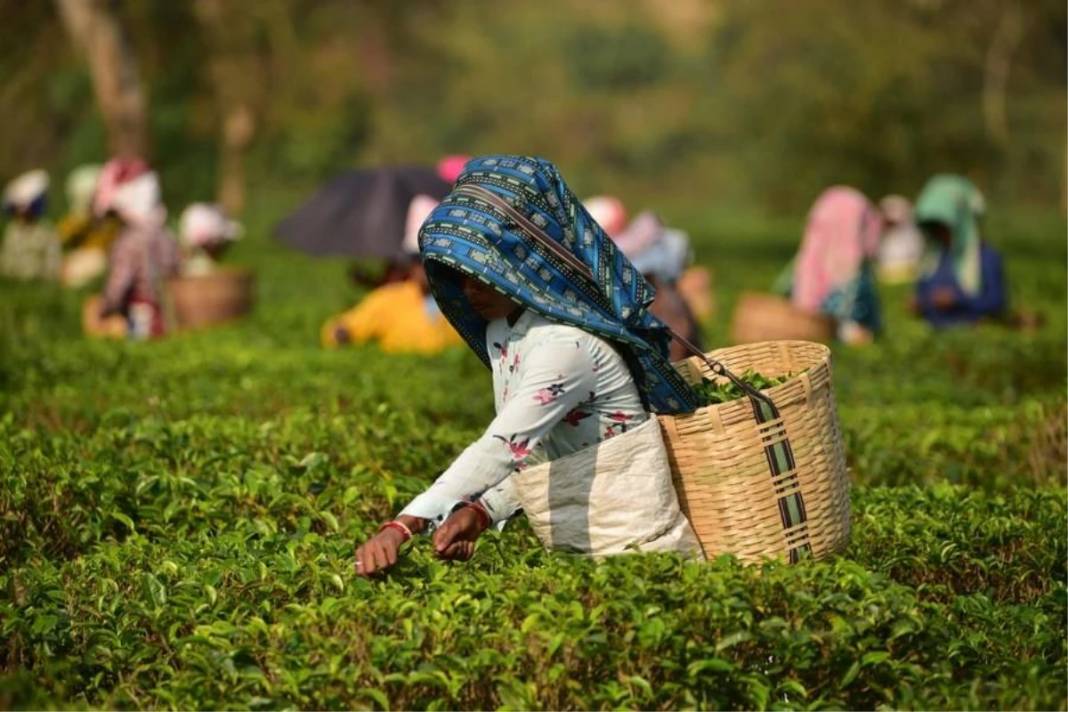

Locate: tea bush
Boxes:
[0,210,1065,709]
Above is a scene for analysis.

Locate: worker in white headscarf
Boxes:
[179,203,243,276]
[610,211,703,361]
[583,195,628,239]
[877,195,925,284]
[1,169,61,281]
[96,162,180,339]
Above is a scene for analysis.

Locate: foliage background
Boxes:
[1,0,1065,213]
[0,1,1066,708]
[1,208,1065,708]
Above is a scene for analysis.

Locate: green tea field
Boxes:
[1,207,1065,709]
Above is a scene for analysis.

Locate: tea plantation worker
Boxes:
[96,163,180,340]
[776,186,883,345]
[1,169,62,281]
[437,153,472,184]
[355,155,701,576]
[58,164,103,249]
[587,195,711,352]
[583,195,628,239]
[321,195,462,354]
[58,164,124,288]
[179,202,243,277]
[611,210,702,361]
[876,194,924,285]
[911,175,1006,328]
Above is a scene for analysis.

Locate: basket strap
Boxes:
[670,329,813,563]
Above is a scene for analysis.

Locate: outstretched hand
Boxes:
[433,506,489,562]
[354,509,487,577]
[931,286,958,310]
[355,527,407,576]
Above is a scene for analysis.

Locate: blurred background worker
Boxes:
[179,202,243,276]
[776,186,883,345]
[912,174,1006,328]
[877,194,925,285]
[587,196,707,361]
[320,194,461,354]
[1,169,61,281]
[612,211,702,361]
[96,159,180,340]
[57,164,120,288]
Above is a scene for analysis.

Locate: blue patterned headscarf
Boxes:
[418,155,699,414]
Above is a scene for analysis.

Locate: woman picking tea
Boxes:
[355,156,702,575]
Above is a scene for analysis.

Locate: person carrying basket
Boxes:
[354,155,706,575]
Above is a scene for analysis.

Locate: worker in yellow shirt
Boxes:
[321,259,462,354]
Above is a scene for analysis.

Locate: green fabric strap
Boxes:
[754,398,810,563]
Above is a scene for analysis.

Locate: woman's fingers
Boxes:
[438,540,475,561]
[436,540,460,560]
[371,540,391,571]
[357,530,473,571]
[355,543,369,575]
[355,534,401,576]
[358,543,380,576]
[433,522,458,554]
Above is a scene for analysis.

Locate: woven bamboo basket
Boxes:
[81,295,127,339]
[729,291,834,345]
[658,340,850,564]
[167,268,255,330]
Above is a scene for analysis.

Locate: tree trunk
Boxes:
[193,0,267,215]
[982,1,1024,148]
[55,0,148,159]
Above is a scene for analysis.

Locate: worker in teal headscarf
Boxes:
[912,175,1006,327]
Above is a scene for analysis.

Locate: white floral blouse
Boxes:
[400,310,648,528]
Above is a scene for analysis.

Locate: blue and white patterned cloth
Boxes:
[418,155,700,414]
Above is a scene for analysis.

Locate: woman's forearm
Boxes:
[396,514,429,535]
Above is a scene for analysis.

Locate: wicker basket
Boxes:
[81,295,127,339]
[658,340,850,563]
[167,268,255,330]
[729,291,834,345]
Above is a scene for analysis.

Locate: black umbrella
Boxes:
[275,165,451,258]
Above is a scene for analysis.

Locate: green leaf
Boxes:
[862,651,891,666]
[328,573,344,592]
[111,511,136,533]
[688,658,734,677]
[320,510,339,532]
[839,660,861,688]
[359,687,390,710]
[715,630,752,652]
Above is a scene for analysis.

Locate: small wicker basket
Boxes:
[658,340,850,564]
[167,268,255,331]
[729,291,834,345]
[81,295,127,339]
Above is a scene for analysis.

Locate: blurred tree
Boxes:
[2,0,1061,215]
[565,24,669,91]
[982,0,1025,148]
[192,0,268,214]
[707,0,1065,208]
[55,0,148,158]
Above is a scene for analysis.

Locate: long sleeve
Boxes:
[43,227,62,281]
[400,335,598,527]
[479,473,522,527]
[101,236,137,315]
[916,247,1005,326]
[321,288,389,348]
[0,224,16,277]
[959,246,1005,318]
[337,289,390,344]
